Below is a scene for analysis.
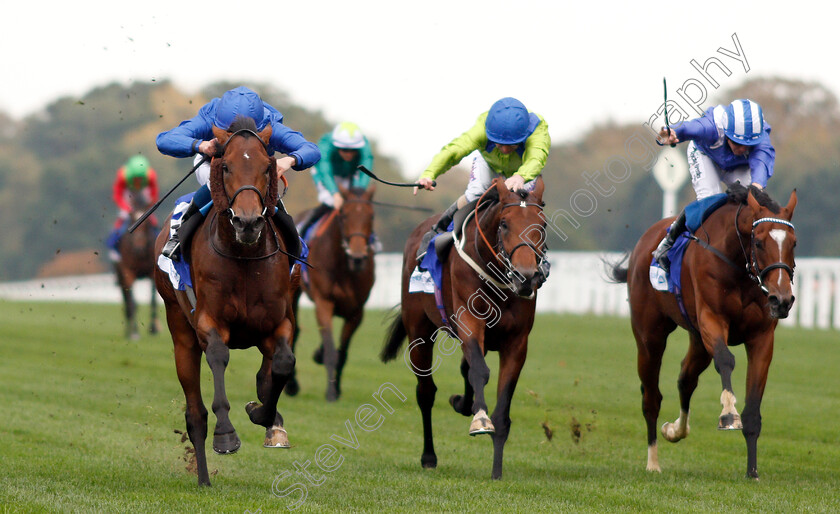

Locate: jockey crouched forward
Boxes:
[296,122,382,252]
[155,86,321,267]
[413,97,551,281]
[106,155,159,262]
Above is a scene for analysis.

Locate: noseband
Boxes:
[747,216,796,294]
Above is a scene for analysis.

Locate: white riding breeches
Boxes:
[687,141,751,200]
[463,150,536,202]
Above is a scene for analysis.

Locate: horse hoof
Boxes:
[421,454,437,469]
[313,346,324,365]
[213,431,241,454]
[264,426,290,448]
[449,395,470,416]
[469,410,495,436]
[245,401,265,424]
[285,379,299,397]
[718,413,743,430]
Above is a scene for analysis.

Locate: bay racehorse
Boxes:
[289,185,376,401]
[381,177,548,479]
[609,184,797,479]
[153,117,298,486]
[115,202,160,339]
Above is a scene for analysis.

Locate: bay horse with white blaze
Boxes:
[115,202,160,339]
[289,185,376,401]
[382,177,548,479]
[609,184,797,479]
[153,117,298,487]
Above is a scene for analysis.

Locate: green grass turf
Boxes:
[0,300,838,512]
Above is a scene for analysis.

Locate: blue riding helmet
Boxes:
[485,97,532,145]
[724,99,765,146]
[213,86,268,131]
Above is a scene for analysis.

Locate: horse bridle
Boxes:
[474,188,549,285]
[337,197,374,255]
[735,204,796,295]
[216,129,271,221]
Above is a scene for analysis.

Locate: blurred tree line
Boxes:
[0,77,836,280]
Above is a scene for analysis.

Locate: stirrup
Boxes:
[162,238,181,260]
[652,238,671,273]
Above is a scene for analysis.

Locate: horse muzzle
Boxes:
[767,293,795,319]
[230,214,266,245]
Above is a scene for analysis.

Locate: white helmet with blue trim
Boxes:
[724,99,765,146]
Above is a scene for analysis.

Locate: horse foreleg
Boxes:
[462,338,493,436]
[248,320,296,448]
[285,288,303,397]
[663,333,711,443]
[335,311,363,398]
[203,328,240,455]
[121,284,139,340]
[742,334,774,479]
[489,337,528,480]
[449,356,474,416]
[710,339,742,431]
[314,300,339,401]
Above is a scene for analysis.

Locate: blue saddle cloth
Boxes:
[419,221,454,291]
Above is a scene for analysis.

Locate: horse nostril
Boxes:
[231,216,244,231]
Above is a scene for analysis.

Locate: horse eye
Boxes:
[222,163,230,174]
[500,219,508,230]
[755,241,764,250]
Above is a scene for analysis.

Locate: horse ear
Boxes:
[747,190,762,217]
[258,124,273,147]
[494,177,509,198]
[212,126,229,146]
[785,189,798,219]
[531,176,545,201]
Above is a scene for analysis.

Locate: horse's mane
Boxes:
[228,115,259,134]
[726,183,781,214]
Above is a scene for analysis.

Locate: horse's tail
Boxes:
[603,252,630,284]
[381,306,407,363]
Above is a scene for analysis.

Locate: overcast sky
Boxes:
[4,1,837,175]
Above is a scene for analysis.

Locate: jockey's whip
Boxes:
[356,165,436,188]
[661,77,676,148]
[128,155,209,233]
[371,200,434,212]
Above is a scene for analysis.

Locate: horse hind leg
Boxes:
[149,280,160,335]
[284,288,303,397]
[204,329,240,455]
[635,325,669,472]
[406,319,439,469]
[663,333,712,442]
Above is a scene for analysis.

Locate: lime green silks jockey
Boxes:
[414,97,551,262]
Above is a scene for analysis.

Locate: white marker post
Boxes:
[652,146,689,219]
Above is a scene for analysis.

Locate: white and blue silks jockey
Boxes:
[653,99,776,273]
[155,86,321,266]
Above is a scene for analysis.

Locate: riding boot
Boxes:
[416,201,459,263]
[162,200,202,261]
[652,210,687,274]
[272,201,303,269]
